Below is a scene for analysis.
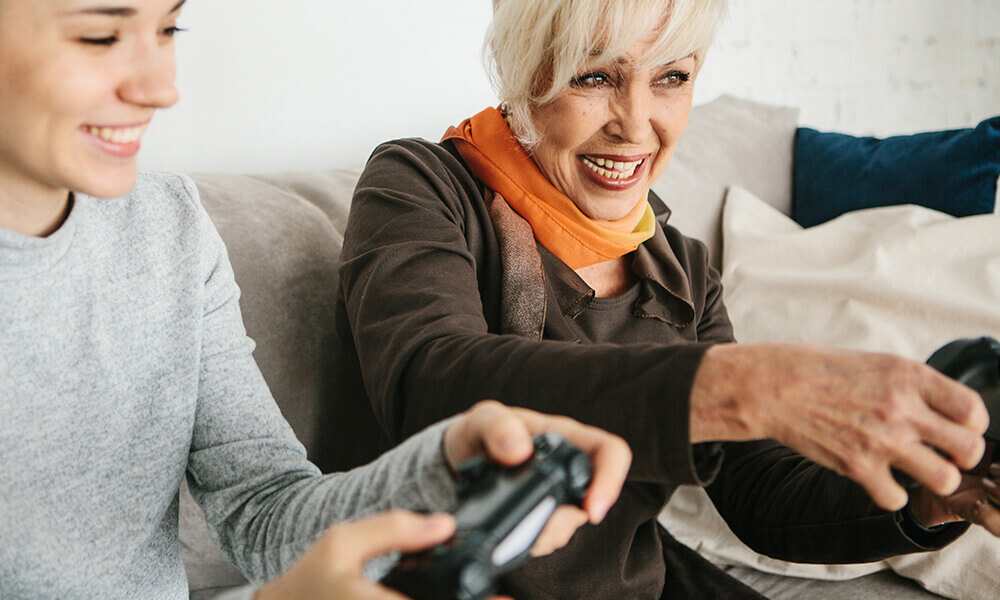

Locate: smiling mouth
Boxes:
[580,155,645,180]
[82,123,149,145]
[79,122,151,158]
[577,154,650,191]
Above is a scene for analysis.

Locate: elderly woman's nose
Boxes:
[118,45,180,109]
[604,87,655,143]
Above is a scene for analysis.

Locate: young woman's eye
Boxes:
[161,25,187,37]
[79,35,118,46]
[659,70,691,88]
[571,72,611,88]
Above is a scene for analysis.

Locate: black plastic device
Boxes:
[895,337,1000,489]
[926,337,1000,470]
[380,432,592,600]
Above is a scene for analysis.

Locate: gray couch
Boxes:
[181,95,801,597]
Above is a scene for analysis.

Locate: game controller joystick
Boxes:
[381,432,592,600]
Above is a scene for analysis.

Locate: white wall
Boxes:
[698,0,1000,136]
[140,0,1000,175]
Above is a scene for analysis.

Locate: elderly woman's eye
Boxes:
[571,72,610,88]
[660,70,691,87]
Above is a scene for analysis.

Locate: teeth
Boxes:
[581,155,643,180]
[84,124,148,145]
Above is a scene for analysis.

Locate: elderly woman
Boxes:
[0,1,633,599]
[329,0,1000,598]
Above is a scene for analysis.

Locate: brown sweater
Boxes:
[317,138,966,599]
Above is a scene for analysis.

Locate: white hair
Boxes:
[485,0,728,148]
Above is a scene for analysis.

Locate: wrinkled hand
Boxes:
[443,400,632,556]
[254,511,513,600]
[691,343,989,512]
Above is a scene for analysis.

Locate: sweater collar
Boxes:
[0,193,84,280]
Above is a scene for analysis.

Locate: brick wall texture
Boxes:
[696,0,1000,135]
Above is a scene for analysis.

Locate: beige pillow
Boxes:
[650,95,799,268]
[660,186,1000,600]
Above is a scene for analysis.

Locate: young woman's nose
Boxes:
[118,42,180,109]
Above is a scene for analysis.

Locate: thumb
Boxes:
[318,511,456,573]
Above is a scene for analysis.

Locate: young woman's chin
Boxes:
[71,161,140,200]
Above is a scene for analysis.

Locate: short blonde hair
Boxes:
[485,0,728,148]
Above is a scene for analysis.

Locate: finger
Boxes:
[506,409,631,524]
[948,483,1000,536]
[475,404,536,466]
[921,371,990,434]
[319,511,455,573]
[853,465,909,512]
[343,577,415,600]
[581,431,632,523]
[984,477,1000,506]
[892,443,963,496]
[913,405,987,471]
[445,401,534,469]
[529,505,589,557]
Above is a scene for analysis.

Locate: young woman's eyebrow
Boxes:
[61,0,185,18]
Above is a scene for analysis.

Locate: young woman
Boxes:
[0,2,631,599]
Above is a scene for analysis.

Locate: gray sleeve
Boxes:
[179,176,458,582]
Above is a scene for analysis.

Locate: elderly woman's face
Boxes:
[530,35,695,221]
[0,0,183,200]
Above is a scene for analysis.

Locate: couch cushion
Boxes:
[180,170,358,596]
[650,95,800,268]
[193,171,357,456]
[793,117,1000,227]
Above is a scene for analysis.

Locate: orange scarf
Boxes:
[442,107,655,270]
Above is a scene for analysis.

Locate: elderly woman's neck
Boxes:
[575,255,636,298]
[0,175,72,237]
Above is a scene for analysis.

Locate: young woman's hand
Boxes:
[443,400,632,555]
[255,400,631,600]
[254,510,513,600]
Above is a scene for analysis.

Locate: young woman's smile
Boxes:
[79,120,152,158]
[0,0,184,233]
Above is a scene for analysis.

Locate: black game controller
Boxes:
[896,337,1000,489]
[380,432,592,600]
[926,337,1000,472]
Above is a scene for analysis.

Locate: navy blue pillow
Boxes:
[793,117,1000,227]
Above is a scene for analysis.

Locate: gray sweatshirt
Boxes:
[0,173,457,599]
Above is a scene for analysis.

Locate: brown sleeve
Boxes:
[693,255,966,561]
[662,214,967,560]
[340,139,712,485]
[705,439,969,562]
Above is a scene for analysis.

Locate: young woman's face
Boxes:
[0,0,184,200]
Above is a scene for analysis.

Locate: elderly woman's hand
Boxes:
[906,462,1000,535]
[690,343,990,512]
[443,400,632,555]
